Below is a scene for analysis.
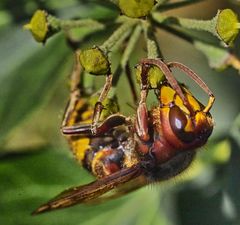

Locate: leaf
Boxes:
[0,147,171,225]
[0,29,71,144]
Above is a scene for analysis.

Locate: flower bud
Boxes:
[216,9,240,46]
[119,0,155,18]
[89,95,119,120]
[136,64,165,88]
[79,47,110,75]
[24,10,49,43]
[101,96,120,119]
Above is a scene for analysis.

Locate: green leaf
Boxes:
[0,30,71,144]
[0,147,171,225]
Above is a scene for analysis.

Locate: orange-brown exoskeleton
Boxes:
[32,56,215,214]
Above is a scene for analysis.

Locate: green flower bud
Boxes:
[119,0,155,18]
[79,47,110,75]
[136,64,165,88]
[89,95,119,120]
[101,96,120,119]
[24,10,48,43]
[216,9,240,46]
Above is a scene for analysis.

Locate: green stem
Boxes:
[152,12,218,37]
[110,27,133,52]
[155,0,205,12]
[142,21,162,58]
[110,25,142,98]
[156,22,216,45]
[102,21,141,97]
[47,14,105,31]
[153,9,240,46]
[176,17,217,34]
[60,19,104,30]
[156,24,234,70]
[101,18,138,53]
[112,25,142,87]
[121,24,142,67]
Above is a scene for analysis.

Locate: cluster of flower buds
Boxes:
[24,1,240,75]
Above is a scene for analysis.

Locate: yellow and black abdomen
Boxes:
[65,98,93,164]
[64,95,139,179]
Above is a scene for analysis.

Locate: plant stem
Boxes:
[112,25,142,87]
[142,21,162,58]
[155,23,240,71]
[101,18,138,53]
[47,14,105,31]
[176,17,217,34]
[155,0,205,12]
[152,12,219,41]
[111,28,133,52]
[60,19,105,30]
[121,24,142,67]
[111,25,142,98]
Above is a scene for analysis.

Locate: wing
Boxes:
[83,175,148,205]
[32,165,143,215]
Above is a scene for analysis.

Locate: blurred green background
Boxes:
[1,1,240,225]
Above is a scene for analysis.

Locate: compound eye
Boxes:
[169,106,195,143]
[169,106,187,131]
